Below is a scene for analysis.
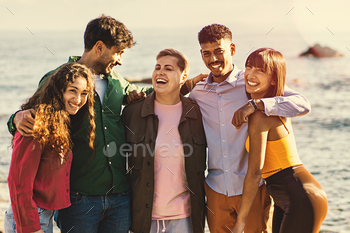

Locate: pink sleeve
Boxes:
[8,132,42,233]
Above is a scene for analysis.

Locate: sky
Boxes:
[1,0,349,52]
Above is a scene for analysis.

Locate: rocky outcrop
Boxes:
[300,44,344,58]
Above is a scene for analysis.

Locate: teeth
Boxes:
[69,102,78,108]
[156,78,167,84]
[248,80,259,86]
[211,64,221,69]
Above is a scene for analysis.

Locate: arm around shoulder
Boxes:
[260,85,311,117]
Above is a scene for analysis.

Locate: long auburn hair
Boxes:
[245,48,286,99]
[21,63,96,160]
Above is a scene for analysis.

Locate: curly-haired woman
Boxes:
[4,63,95,233]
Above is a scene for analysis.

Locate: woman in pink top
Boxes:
[5,63,96,233]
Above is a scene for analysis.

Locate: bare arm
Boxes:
[232,111,269,233]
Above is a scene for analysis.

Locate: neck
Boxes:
[155,92,181,105]
[212,68,233,84]
[77,51,98,74]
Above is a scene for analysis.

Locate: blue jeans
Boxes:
[56,189,131,233]
[4,204,54,233]
[150,217,193,233]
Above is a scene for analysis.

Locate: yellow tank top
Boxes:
[245,117,303,179]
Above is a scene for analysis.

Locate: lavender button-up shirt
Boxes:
[189,65,310,196]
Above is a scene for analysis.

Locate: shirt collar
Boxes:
[141,92,198,120]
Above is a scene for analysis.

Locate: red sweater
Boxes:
[8,132,72,233]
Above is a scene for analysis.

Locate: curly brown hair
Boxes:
[21,63,96,160]
[198,24,232,45]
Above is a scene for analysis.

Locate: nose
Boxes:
[74,94,82,104]
[115,54,123,66]
[209,54,218,63]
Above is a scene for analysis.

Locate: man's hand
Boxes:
[13,109,35,136]
[231,103,255,129]
[127,90,145,103]
[192,73,209,86]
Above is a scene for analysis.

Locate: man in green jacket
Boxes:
[7,15,152,233]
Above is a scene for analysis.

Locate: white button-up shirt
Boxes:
[189,65,310,196]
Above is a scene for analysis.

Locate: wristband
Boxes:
[247,99,258,111]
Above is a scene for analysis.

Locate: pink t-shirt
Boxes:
[152,100,191,220]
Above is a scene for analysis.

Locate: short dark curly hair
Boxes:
[198,24,232,45]
[84,14,135,51]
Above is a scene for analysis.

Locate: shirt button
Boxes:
[104,127,107,130]
[66,173,68,177]
[220,108,223,111]
[107,144,110,147]
[102,110,104,113]
[109,162,112,165]
[219,93,222,96]
[66,189,69,193]
[217,84,220,87]
[223,139,226,142]
[221,123,224,126]
[224,156,227,158]
[146,204,150,208]
[149,139,152,143]
[147,161,151,166]
[146,182,151,187]
[225,170,228,173]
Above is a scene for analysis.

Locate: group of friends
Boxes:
[5,15,328,233]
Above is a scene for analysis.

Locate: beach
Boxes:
[1,26,350,232]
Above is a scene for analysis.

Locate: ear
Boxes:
[180,73,188,85]
[271,80,276,85]
[94,41,105,56]
[230,43,236,56]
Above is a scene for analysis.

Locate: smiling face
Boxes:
[244,65,274,99]
[93,45,124,76]
[152,55,187,97]
[63,77,89,115]
[200,38,235,82]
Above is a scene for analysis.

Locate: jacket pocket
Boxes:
[192,134,207,172]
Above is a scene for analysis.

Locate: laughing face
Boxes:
[152,56,187,97]
[244,64,274,99]
[63,77,89,115]
[200,38,235,83]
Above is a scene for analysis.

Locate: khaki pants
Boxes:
[205,182,272,233]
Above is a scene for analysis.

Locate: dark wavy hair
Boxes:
[84,14,135,52]
[21,63,96,160]
[245,48,286,98]
[198,24,232,45]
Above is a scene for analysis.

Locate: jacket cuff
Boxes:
[7,111,20,135]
